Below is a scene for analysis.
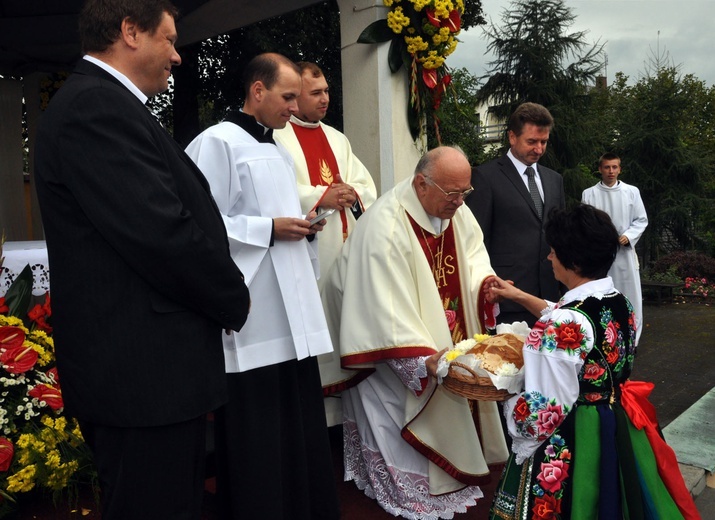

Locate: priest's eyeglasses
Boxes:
[424,176,474,202]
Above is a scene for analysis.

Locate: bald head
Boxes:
[413,146,473,220]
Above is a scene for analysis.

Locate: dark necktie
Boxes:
[525,166,543,220]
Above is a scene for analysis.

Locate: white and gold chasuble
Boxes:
[322,177,508,514]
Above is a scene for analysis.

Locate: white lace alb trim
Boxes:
[343,419,483,520]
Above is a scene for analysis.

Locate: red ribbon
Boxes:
[620,380,701,519]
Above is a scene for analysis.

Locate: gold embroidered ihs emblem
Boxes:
[320,159,334,185]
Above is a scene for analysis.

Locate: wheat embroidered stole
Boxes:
[290,122,350,240]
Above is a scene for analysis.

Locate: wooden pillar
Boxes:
[24,72,45,240]
[0,78,28,241]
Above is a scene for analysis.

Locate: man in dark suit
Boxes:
[468,102,564,326]
[33,1,250,519]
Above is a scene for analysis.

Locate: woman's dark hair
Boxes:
[79,0,178,54]
[545,204,620,279]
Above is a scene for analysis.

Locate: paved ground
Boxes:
[631,300,715,428]
[635,300,715,519]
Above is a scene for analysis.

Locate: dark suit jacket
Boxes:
[468,154,565,317]
[34,60,250,427]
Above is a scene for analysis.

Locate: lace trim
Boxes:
[386,356,428,395]
[343,419,482,519]
[0,263,51,297]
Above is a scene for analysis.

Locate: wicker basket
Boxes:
[442,362,514,401]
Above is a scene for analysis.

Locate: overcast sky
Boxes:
[449,0,715,87]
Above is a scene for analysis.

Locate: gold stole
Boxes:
[408,215,467,344]
[291,122,349,240]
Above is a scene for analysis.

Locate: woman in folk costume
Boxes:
[322,146,509,519]
[488,204,700,520]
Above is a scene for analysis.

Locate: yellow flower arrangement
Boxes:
[0,266,96,516]
[358,0,464,139]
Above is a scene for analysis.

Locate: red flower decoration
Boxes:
[29,383,64,411]
[604,321,617,347]
[0,437,14,472]
[606,349,619,365]
[514,396,530,423]
[444,309,457,331]
[1,344,39,374]
[583,361,606,380]
[432,74,451,110]
[0,326,25,350]
[536,403,565,437]
[28,294,52,333]
[0,327,25,349]
[584,392,603,402]
[443,9,461,32]
[46,366,60,383]
[537,459,570,493]
[532,494,561,519]
[0,297,8,314]
[425,8,440,28]
[555,322,584,350]
[422,68,438,89]
[526,320,547,349]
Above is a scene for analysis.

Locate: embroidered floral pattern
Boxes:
[513,391,570,441]
[528,318,589,357]
[531,434,571,518]
[493,292,638,520]
[444,296,467,343]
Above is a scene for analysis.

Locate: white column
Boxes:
[337,0,423,195]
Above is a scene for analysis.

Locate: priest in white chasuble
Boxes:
[274,61,377,291]
[322,146,509,519]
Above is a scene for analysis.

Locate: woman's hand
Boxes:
[485,275,518,302]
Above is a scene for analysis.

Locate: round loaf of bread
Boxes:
[466,333,524,373]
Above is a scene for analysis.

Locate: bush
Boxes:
[650,251,715,280]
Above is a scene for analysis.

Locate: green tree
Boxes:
[475,0,605,172]
[604,68,715,261]
[173,1,486,145]
[172,1,343,146]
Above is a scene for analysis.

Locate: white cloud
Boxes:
[450,0,715,87]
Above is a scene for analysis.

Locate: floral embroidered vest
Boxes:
[562,293,637,405]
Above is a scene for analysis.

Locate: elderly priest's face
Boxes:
[415,147,473,221]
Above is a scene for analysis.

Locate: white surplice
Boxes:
[185,121,333,372]
[322,177,508,519]
[582,181,648,342]
[275,116,377,425]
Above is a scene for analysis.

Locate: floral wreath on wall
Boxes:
[358,0,464,141]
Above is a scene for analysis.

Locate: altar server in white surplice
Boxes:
[185,53,338,520]
[582,152,648,343]
[322,146,508,519]
[274,61,377,426]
